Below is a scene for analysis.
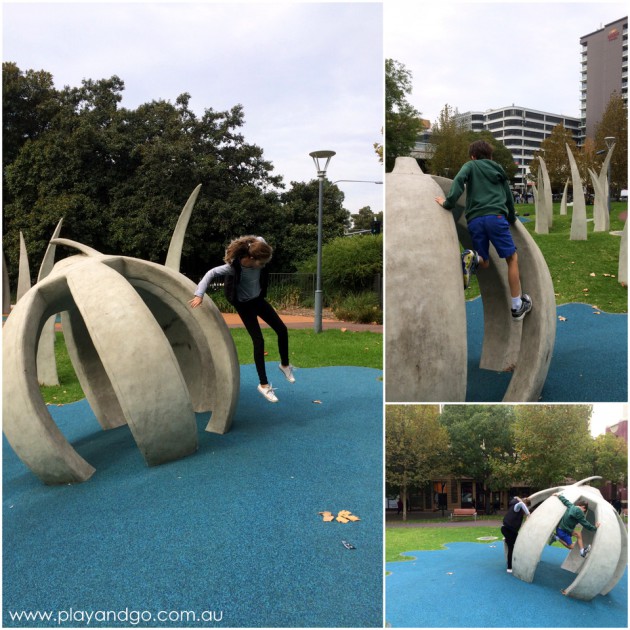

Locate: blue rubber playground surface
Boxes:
[466,300,628,401]
[3,365,383,628]
[386,542,628,628]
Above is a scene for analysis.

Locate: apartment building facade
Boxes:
[455,107,581,192]
[580,16,628,141]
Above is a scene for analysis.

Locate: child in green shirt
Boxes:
[435,140,532,321]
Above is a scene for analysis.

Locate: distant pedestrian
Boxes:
[397,498,403,515]
[501,496,531,573]
[189,235,295,403]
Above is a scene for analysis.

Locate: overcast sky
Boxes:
[2,0,384,217]
[591,403,627,436]
[386,0,627,124]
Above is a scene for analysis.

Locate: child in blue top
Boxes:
[435,140,532,321]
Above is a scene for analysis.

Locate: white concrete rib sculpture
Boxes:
[3,185,240,485]
[567,144,587,241]
[512,477,628,601]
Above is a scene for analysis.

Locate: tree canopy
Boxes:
[2,63,356,290]
[594,91,628,197]
[385,405,449,521]
[385,59,423,172]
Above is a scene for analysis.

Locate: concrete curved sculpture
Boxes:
[512,477,627,601]
[36,218,64,386]
[3,240,240,485]
[567,144,587,241]
[385,157,467,402]
[2,249,10,314]
[386,157,556,402]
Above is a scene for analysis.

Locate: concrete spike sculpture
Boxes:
[539,156,553,229]
[386,157,556,402]
[17,231,31,300]
[560,180,569,216]
[533,183,548,235]
[589,168,610,232]
[3,185,240,485]
[2,249,10,314]
[35,218,64,386]
[165,184,202,271]
[512,477,627,601]
[567,144,587,241]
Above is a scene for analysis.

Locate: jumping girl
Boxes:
[188,235,295,403]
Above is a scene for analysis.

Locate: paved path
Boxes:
[221,312,382,332]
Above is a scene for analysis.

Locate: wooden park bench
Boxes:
[450,508,477,521]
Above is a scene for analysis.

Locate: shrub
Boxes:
[296,234,382,292]
[332,291,382,324]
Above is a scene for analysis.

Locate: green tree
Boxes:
[428,104,469,177]
[589,433,628,487]
[2,65,286,288]
[512,405,593,490]
[594,91,628,198]
[386,405,449,521]
[385,58,422,172]
[528,124,578,191]
[275,179,350,272]
[440,405,517,512]
[351,206,382,231]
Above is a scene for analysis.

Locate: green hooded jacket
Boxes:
[557,495,597,534]
[442,158,516,224]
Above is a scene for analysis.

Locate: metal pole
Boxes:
[314,172,324,333]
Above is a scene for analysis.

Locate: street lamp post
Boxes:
[309,150,335,333]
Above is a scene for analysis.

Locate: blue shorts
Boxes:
[467,215,516,261]
[556,527,574,546]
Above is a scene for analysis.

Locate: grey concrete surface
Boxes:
[619,220,628,285]
[17,231,31,301]
[385,157,467,402]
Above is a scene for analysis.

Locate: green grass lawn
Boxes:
[40,328,382,405]
[386,525,501,563]
[466,201,628,313]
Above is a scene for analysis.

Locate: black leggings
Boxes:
[501,525,519,570]
[234,297,289,385]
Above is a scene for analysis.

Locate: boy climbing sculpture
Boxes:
[435,140,532,321]
[549,492,600,558]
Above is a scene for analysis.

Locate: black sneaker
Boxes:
[512,293,532,321]
[580,544,591,558]
[461,250,479,289]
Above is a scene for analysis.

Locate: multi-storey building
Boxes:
[580,17,628,142]
[455,107,580,192]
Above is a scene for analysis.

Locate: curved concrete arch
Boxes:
[2,249,11,314]
[618,220,628,285]
[36,218,64,386]
[512,478,627,600]
[3,242,240,484]
[385,158,467,402]
[430,174,556,402]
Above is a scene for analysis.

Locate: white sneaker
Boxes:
[580,544,591,558]
[507,569,513,574]
[258,384,278,403]
[279,364,296,383]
